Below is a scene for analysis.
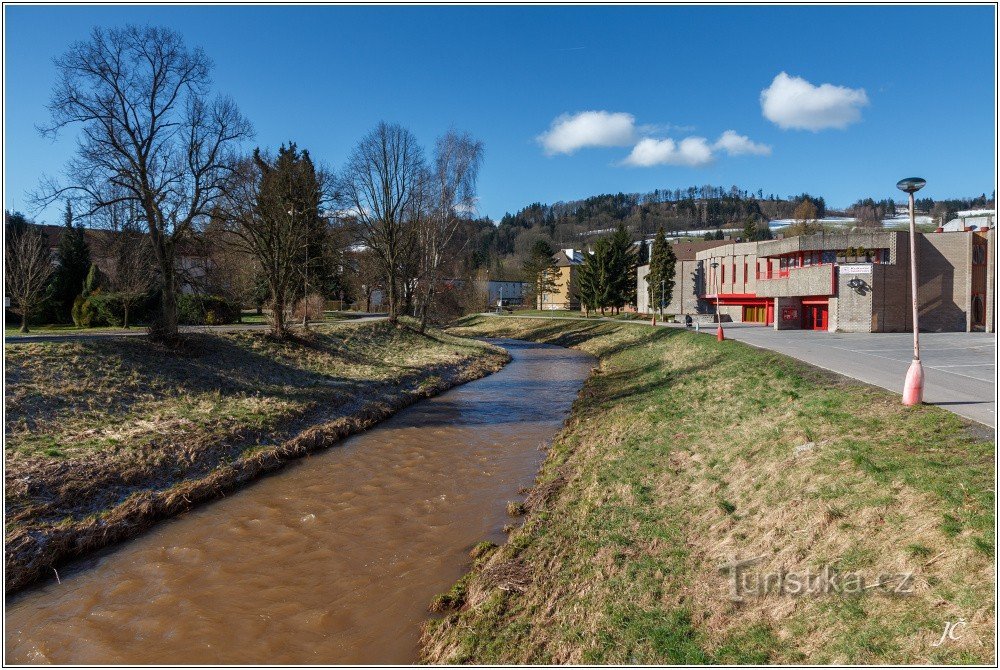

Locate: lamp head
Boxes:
[896,177,926,194]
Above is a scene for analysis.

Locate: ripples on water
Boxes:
[5,339,593,664]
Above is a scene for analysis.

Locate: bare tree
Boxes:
[337,122,425,324]
[99,200,157,329]
[36,25,252,340]
[4,228,54,333]
[411,130,484,332]
[853,204,882,229]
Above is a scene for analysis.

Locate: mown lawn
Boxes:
[421,316,995,665]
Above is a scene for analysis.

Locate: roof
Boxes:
[669,239,730,261]
[553,248,584,266]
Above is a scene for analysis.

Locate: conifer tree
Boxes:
[646,227,676,315]
[49,201,92,322]
[606,224,635,314]
[522,239,560,308]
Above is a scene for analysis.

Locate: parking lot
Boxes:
[717,325,996,427]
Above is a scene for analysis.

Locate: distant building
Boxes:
[484,280,528,308]
[689,229,994,333]
[538,248,583,310]
[636,239,730,315]
[943,209,995,232]
[23,222,212,295]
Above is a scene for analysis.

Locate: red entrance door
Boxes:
[802,304,828,330]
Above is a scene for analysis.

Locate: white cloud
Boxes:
[760,72,869,131]
[537,110,636,155]
[622,136,714,167]
[714,130,772,156]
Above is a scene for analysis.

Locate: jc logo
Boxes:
[932,620,966,647]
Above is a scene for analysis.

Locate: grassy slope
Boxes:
[4,319,507,591]
[421,316,995,665]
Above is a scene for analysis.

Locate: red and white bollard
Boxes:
[716,324,725,341]
[902,358,924,406]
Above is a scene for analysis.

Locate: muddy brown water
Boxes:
[5,339,593,664]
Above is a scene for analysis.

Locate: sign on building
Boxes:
[839,263,873,275]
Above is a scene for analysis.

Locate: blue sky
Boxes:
[4,4,996,224]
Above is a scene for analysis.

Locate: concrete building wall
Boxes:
[755,265,835,298]
[833,267,876,332]
[917,233,972,332]
[636,265,651,314]
[637,259,705,317]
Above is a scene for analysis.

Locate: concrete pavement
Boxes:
[713,324,996,427]
[479,313,996,427]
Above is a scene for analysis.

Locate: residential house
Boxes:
[538,248,583,310]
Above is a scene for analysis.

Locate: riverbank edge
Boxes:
[5,333,510,595]
[418,316,994,664]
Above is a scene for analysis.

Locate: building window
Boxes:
[744,262,748,283]
[973,244,986,265]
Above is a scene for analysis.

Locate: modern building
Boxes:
[636,239,730,316]
[687,229,995,333]
[538,248,584,310]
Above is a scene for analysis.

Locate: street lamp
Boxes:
[710,260,724,341]
[896,177,926,406]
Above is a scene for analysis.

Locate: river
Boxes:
[4,339,593,664]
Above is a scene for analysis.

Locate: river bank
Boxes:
[5,339,592,664]
[4,319,508,594]
[420,316,995,664]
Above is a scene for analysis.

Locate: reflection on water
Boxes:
[4,339,593,664]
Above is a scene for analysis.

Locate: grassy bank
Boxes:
[4,319,508,593]
[420,316,995,664]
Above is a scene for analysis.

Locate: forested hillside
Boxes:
[465,185,826,276]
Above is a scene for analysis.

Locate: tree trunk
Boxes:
[20,310,29,333]
[387,277,398,324]
[418,297,429,334]
[123,302,130,329]
[160,282,178,337]
[270,282,285,338]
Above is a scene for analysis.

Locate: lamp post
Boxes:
[896,177,927,406]
[710,260,724,341]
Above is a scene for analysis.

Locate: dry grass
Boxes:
[4,318,508,593]
[419,316,995,665]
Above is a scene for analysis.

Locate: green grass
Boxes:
[504,309,648,321]
[420,316,995,665]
